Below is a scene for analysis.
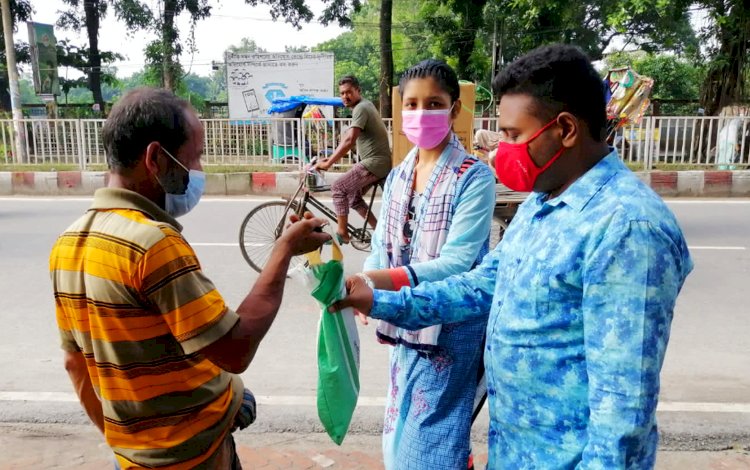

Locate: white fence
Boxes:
[1,116,748,170]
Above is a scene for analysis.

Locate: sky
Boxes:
[22,0,348,78]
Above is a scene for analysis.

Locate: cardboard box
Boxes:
[391,82,476,167]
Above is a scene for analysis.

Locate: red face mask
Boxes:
[494,119,565,192]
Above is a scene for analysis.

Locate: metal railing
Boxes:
[302,117,394,167]
[474,116,750,170]
[0,116,747,170]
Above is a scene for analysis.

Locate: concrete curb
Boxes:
[0,170,748,197]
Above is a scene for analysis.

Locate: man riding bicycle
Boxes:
[315,75,392,244]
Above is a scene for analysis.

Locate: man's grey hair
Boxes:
[102,88,193,171]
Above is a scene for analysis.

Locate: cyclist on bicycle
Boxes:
[315,75,392,244]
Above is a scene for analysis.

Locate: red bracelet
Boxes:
[389,267,411,290]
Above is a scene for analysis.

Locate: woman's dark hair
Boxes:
[398,59,460,103]
[102,87,192,171]
[492,44,607,142]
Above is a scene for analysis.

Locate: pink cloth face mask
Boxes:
[401,105,454,149]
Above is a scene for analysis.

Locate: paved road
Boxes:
[0,196,748,451]
[1,423,749,470]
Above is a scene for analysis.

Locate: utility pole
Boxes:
[0,0,26,162]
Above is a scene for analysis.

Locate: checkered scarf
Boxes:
[376,134,472,352]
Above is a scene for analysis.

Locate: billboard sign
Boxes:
[226,52,334,119]
[27,22,60,96]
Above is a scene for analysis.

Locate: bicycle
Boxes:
[239,161,384,273]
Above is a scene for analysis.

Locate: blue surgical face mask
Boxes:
[158,148,205,218]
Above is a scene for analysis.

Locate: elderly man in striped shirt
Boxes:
[50,87,330,469]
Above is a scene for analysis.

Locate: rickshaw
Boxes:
[266,95,344,162]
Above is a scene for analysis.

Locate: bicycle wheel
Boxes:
[239,200,305,273]
[350,227,372,252]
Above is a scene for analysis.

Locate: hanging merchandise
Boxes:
[604,67,654,138]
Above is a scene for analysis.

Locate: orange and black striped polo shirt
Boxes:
[50,188,243,469]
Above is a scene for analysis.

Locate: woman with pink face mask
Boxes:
[355,59,496,469]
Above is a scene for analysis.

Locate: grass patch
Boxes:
[0,163,355,173]
[0,163,83,172]
[204,164,291,173]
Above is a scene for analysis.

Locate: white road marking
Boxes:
[0,392,78,403]
[666,200,750,204]
[191,243,240,247]
[657,402,750,413]
[0,197,94,202]
[0,391,748,413]
[689,246,747,251]
[311,455,336,467]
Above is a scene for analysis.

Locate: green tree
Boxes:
[310,0,704,109]
[19,76,41,104]
[176,72,211,111]
[314,0,430,103]
[416,0,489,82]
[57,0,151,110]
[182,72,211,98]
[55,39,122,105]
[316,31,379,102]
[697,0,749,115]
[0,0,33,111]
[486,0,696,67]
[379,0,393,117]
[244,0,361,28]
[148,0,211,91]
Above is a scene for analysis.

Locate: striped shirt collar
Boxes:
[90,187,183,231]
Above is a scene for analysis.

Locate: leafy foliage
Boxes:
[0,0,33,110]
[17,0,745,118]
[696,0,749,114]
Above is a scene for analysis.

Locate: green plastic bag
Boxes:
[302,244,360,445]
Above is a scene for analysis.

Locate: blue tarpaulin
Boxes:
[268,95,344,114]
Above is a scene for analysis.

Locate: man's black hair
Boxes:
[398,59,460,103]
[338,75,360,89]
[492,44,607,142]
[102,88,192,171]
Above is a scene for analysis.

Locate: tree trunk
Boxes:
[379,0,393,118]
[699,1,749,116]
[0,18,10,111]
[162,0,178,91]
[453,0,487,80]
[83,0,104,112]
[0,72,11,111]
[1,0,26,161]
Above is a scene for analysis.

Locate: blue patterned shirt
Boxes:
[370,151,694,469]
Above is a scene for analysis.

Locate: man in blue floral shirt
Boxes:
[333,44,693,469]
